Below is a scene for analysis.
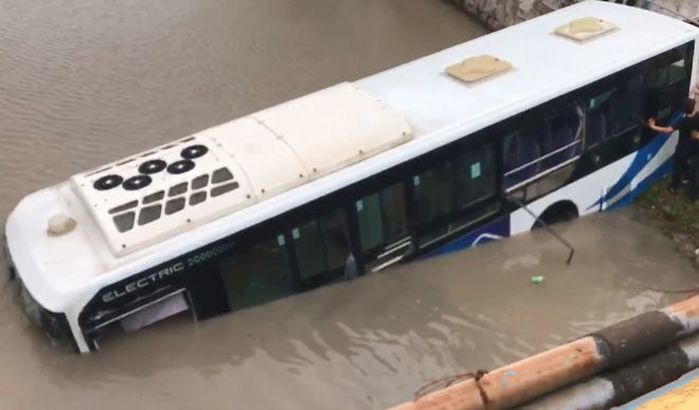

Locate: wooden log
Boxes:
[390,294,699,410]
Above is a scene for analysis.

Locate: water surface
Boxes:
[1,1,697,409]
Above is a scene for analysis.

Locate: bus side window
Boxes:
[504,102,583,201]
[546,102,584,166]
[504,131,540,189]
[667,57,687,84]
[415,143,499,246]
[646,45,691,122]
[612,75,644,135]
[291,208,352,288]
[587,76,643,142]
[585,74,646,168]
[292,220,326,281]
[356,182,408,252]
[413,162,456,227]
[504,101,583,191]
[218,234,293,312]
[454,143,496,209]
[587,89,614,147]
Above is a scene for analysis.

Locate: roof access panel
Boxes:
[254,83,413,179]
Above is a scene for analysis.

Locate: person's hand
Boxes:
[648,117,656,127]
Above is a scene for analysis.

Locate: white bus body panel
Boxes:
[70,82,412,257]
[510,133,679,234]
[4,1,699,352]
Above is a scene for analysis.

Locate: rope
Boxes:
[414,369,490,408]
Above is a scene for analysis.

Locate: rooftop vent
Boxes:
[70,82,412,257]
[445,55,512,83]
[555,17,616,42]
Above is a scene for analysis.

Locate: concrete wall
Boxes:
[444,0,559,31]
[653,0,699,20]
[445,0,699,31]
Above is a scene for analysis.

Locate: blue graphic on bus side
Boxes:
[423,215,511,259]
[587,113,680,211]
[608,157,672,210]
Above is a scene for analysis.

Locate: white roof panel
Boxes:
[357,1,698,136]
[254,83,412,177]
[202,117,308,199]
[69,83,412,256]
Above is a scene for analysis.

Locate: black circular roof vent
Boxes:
[94,174,123,191]
[167,159,195,175]
[123,175,152,191]
[181,144,208,160]
[138,159,167,174]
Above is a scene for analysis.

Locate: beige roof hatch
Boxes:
[445,55,512,83]
[555,17,616,42]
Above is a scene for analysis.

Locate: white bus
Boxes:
[4,1,698,353]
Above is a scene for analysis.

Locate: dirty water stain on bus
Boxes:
[0,0,697,409]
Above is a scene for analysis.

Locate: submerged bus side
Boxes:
[5,3,699,353]
[74,39,698,351]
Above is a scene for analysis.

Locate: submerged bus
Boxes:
[4,1,699,352]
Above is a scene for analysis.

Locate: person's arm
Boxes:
[647,117,675,134]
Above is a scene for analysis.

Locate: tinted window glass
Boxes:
[379,183,408,240]
[292,208,352,285]
[357,194,383,251]
[668,57,687,84]
[587,75,643,145]
[318,208,351,273]
[356,183,408,251]
[219,235,292,311]
[611,75,644,135]
[414,164,455,225]
[546,103,583,166]
[505,102,583,190]
[454,144,496,208]
[650,48,687,87]
[504,131,541,188]
[415,144,499,246]
[646,45,692,122]
[292,221,326,280]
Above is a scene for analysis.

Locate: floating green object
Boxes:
[530,275,545,284]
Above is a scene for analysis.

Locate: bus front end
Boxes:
[3,184,104,353]
[3,236,76,351]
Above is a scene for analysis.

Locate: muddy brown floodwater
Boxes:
[0,1,697,409]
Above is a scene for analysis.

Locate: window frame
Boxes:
[409,134,501,248]
[501,97,585,197]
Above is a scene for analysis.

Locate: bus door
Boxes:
[354,182,413,272]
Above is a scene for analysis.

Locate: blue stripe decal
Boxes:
[421,215,510,259]
[607,157,672,210]
[586,111,682,211]
[586,133,670,210]
[423,114,681,260]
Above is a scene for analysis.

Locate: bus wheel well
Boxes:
[533,200,579,229]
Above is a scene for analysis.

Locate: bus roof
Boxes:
[71,83,412,256]
[6,1,699,311]
[357,1,698,137]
